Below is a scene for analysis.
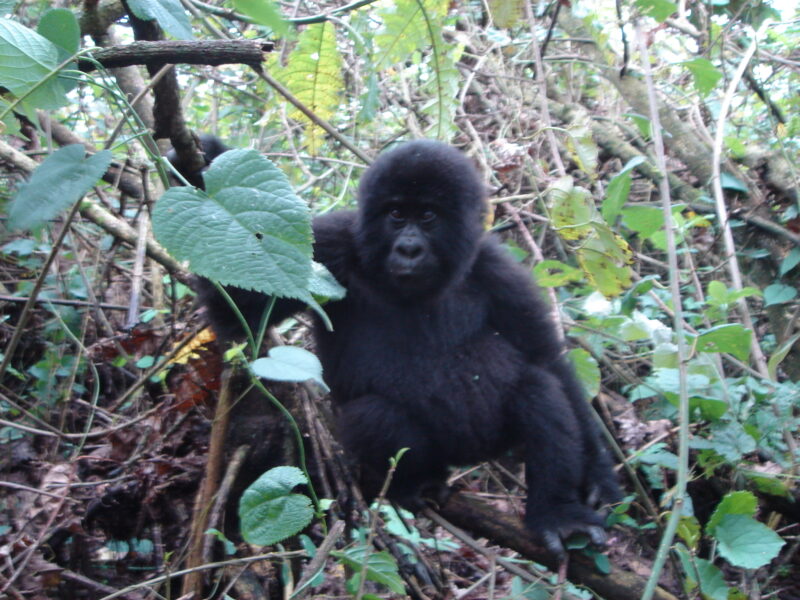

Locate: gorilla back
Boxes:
[197,139,620,556]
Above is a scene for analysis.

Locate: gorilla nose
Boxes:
[396,238,423,260]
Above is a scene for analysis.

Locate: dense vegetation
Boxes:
[0,0,798,598]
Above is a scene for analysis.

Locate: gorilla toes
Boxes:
[528,504,608,558]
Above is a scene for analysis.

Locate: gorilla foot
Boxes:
[528,505,608,558]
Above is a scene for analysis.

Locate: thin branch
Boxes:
[635,21,690,600]
[711,23,772,379]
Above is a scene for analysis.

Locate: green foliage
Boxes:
[37,9,79,56]
[153,149,314,301]
[634,0,677,22]
[532,260,584,287]
[706,491,757,535]
[233,0,289,35]
[487,0,524,29]
[239,466,314,546]
[767,332,800,381]
[565,119,599,177]
[8,145,112,231]
[705,281,762,322]
[694,324,752,362]
[335,546,405,595]
[683,58,723,97]
[375,0,448,69]
[0,17,74,113]
[714,514,785,569]
[569,348,601,398]
[763,283,797,306]
[601,157,645,222]
[276,22,343,152]
[205,528,236,555]
[779,247,800,276]
[547,177,633,296]
[126,0,192,40]
[676,545,731,600]
[375,0,458,138]
[250,345,329,392]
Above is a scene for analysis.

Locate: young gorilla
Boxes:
[183,139,620,556]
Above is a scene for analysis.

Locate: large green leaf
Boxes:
[487,0,523,28]
[37,9,79,55]
[548,177,633,296]
[695,324,752,362]
[549,177,594,240]
[126,0,192,40]
[767,332,800,381]
[706,491,757,535]
[239,466,313,546]
[569,348,600,398]
[715,514,785,569]
[9,145,112,231]
[277,22,343,152]
[152,149,314,301]
[336,547,405,595]
[763,283,797,306]
[251,346,329,392]
[0,18,70,109]
[375,0,449,69]
[683,57,722,96]
[779,247,800,276]
[601,157,643,222]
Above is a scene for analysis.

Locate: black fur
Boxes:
[185,139,621,555]
[165,134,229,188]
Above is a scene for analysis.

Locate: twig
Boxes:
[711,22,772,379]
[182,368,234,597]
[356,453,402,600]
[203,444,250,561]
[97,551,307,600]
[126,210,149,329]
[255,68,372,165]
[523,0,567,177]
[291,520,346,599]
[0,294,146,311]
[635,22,690,600]
[424,508,548,587]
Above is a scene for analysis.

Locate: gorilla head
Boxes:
[354,141,486,299]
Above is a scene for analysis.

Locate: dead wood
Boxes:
[437,492,679,600]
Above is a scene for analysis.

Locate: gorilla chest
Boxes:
[316,292,524,401]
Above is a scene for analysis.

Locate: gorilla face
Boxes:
[382,202,442,295]
[355,140,486,299]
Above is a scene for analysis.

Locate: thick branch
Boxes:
[78,40,274,72]
[437,493,679,600]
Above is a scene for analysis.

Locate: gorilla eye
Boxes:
[421,210,436,223]
[389,208,404,221]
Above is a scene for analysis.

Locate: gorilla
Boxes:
[165,133,229,188]
[177,138,620,556]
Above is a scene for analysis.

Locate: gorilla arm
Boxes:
[473,237,621,534]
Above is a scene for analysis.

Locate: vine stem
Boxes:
[711,21,771,379]
[634,21,690,600]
